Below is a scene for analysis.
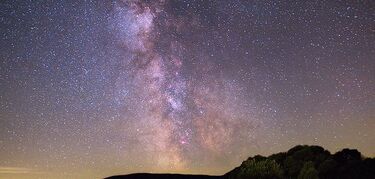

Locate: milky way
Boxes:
[109,1,258,170]
[0,1,374,179]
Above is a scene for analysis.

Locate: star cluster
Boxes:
[0,1,374,179]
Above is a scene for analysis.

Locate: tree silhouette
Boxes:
[107,145,375,179]
[225,145,374,179]
[298,161,319,179]
[233,158,283,179]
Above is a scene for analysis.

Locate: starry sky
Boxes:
[0,0,374,178]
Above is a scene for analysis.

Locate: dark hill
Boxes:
[105,173,221,179]
[106,145,375,179]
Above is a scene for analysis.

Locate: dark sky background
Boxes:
[0,0,374,178]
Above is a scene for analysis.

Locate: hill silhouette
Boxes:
[106,173,220,179]
[105,145,375,179]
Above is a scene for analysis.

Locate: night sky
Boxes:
[0,0,374,178]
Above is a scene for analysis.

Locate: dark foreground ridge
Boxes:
[105,145,375,179]
[106,173,220,179]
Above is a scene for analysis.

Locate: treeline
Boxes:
[225,145,375,179]
[106,145,375,179]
